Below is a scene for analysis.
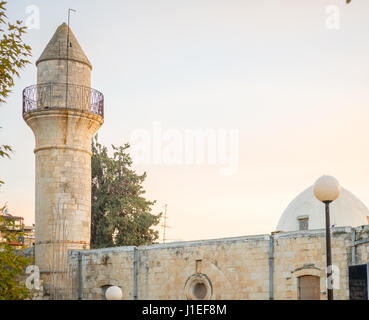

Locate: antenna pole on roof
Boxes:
[163,204,168,244]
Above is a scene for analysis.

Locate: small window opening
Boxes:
[192,282,207,300]
[298,217,309,231]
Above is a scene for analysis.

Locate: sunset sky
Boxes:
[1,0,369,242]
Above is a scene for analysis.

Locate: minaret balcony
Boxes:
[22,82,104,118]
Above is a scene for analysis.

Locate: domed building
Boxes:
[276,186,369,232]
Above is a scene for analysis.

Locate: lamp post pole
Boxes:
[313,175,340,301]
[324,201,333,300]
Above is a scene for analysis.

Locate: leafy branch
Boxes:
[0,1,32,104]
[0,205,31,300]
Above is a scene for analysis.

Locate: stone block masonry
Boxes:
[69,226,369,300]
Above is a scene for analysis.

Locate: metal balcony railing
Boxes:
[22,83,104,117]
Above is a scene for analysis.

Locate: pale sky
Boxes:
[1,0,369,242]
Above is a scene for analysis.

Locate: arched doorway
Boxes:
[298,275,320,300]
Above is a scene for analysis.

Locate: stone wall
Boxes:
[69,246,135,300]
[273,228,352,299]
[69,225,369,300]
[353,225,369,265]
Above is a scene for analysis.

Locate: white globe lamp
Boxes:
[105,286,122,300]
[313,175,340,203]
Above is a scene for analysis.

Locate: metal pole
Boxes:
[163,204,168,244]
[78,252,82,300]
[66,9,76,108]
[351,229,356,265]
[367,263,369,301]
[269,235,274,300]
[133,247,138,300]
[49,83,52,108]
[325,201,333,300]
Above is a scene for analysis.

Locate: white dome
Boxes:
[276,186,369,232]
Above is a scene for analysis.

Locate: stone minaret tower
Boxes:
[23,23,104,296]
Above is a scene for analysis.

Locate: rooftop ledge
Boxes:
[70,225,369,256]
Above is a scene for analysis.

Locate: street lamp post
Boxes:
[313,175,340,301]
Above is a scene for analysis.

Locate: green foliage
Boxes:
[0,205,32,300]
[0,144,12,186]
[0,4,32,299]
[0,1,31,186]
[91,136,162,248]
[0,144,11,158]
[0,1,31,104]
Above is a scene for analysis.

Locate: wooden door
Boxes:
[298,276,320,300]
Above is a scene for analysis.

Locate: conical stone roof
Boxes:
[36,23,92,70]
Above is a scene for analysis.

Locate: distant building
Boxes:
[0,211,35,249]
[23,224,36,248]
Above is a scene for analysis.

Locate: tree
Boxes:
[0,205,32,300]
[0,1,31,104]
[91,136,162,248]
[0,0,31,186]
[0,1,32,300]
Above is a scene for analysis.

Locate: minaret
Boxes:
[22,23,104,297]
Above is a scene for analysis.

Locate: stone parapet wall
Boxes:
[273,227,352,299]
[68,226,369,300]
